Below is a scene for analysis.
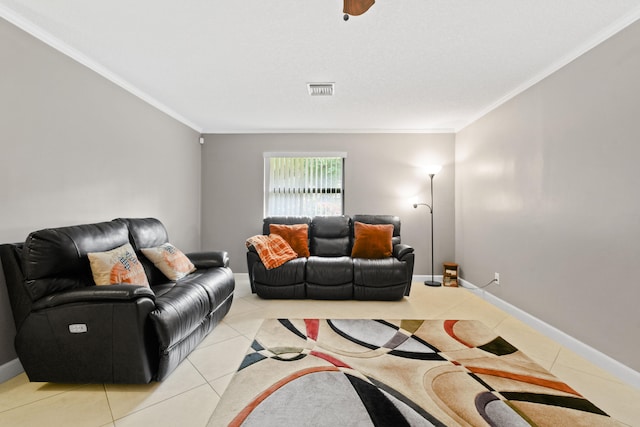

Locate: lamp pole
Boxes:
[425,173,439,286]
[413,165,441,287]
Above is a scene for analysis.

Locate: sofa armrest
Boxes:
[246,251,262,293]
[19,285,157,383]
[32,285,155,310]
[393,244,415,260]
[393,244,415,297]
[186,251,230,269]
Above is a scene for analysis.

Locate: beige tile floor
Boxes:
[1,276,639,427]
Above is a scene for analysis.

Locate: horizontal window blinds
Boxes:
[266,157,344,217]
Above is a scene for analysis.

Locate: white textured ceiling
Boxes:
[2,1,640,133]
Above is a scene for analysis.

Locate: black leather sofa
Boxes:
[0,218,235,383]
[247,215,414,300]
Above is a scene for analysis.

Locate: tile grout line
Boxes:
[188,335,252,386]
[0,382,88,414]
[102,383,116,425]
[185,356,210,390]
[224,318,265,342]
[548,346,562,374]
[194,329,251,351]
[109,380,213,424]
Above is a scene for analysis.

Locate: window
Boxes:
[264,152,346,217]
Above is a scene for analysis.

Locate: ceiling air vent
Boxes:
[307,83,334,96]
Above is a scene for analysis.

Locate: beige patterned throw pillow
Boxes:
[88,243,150,287]
[141,243,196,281]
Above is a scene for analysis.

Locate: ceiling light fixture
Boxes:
[343,0,375,20]
[307,83,335,96]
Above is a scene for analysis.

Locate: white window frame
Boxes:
[263,152,347,217]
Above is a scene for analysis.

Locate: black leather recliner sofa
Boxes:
[247,215,414,300]
[0,218,234,383]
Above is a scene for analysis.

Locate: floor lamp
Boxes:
[413,165,442,286]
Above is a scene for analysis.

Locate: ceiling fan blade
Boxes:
[343,0,375,16]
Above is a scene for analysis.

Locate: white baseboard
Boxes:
[0,358,23,383]
[457,277,640,389]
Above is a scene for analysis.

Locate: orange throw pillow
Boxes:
[269,224,310,258]
[351,222,393,259]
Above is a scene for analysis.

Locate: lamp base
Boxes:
[424,280,442,287]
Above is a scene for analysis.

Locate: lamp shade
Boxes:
[425,165,442,176]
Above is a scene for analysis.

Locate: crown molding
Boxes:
[0,6,202,133]
[201,128,456,135]
[4,3,638,137]
[456,9,640,133]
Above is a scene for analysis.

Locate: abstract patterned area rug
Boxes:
[208,319,617,426]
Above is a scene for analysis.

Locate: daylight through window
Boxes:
[264,154,345,217]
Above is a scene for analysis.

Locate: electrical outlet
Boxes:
[494,272,500,285]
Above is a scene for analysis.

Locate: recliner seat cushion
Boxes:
[150,266,235,351]
[353,258,408,287]
[150,283,211,350]
[252,257,306,286]
[178,268,235,313]
[306,256,353,286]
[306,256,353,299]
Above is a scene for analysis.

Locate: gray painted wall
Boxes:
[0,19,201,368]
[455,20,640,371]
[201,133,455,275]
[4,8,637,382]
